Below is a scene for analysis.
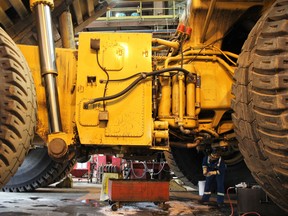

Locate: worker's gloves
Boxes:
[206,171,219,176]
[203,166,220,176]
[203,167,208,176]
[207,171,216,176]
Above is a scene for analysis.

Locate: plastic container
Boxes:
[198,180,206,196]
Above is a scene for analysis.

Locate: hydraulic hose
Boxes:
[83,67,194,109]
[84,74,144,109]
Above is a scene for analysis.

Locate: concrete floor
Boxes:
[0,180,235,216]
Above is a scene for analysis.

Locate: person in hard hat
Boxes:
[200,150,226,207]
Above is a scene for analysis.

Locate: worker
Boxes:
[200,150,226,207]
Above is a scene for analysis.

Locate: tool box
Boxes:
[108,179,169,210]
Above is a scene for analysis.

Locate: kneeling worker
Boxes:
[200,150,226,207]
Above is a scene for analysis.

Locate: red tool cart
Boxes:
[108,179,169,211]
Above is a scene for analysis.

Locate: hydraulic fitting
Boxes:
[184,27,192,40]
[48,137,68,160]
[30,0,54,11]
[154,121,169,130]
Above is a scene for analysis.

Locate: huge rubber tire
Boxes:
[165,147,254,189]
[164,148,203,188]
[0,28,36,188]
[2,148,76,192]
[48,154,76,186]
[231,0,288,212]
[2,147,76,192]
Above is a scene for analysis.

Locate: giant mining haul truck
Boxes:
[0,0,287,212]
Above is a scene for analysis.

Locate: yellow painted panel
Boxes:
[78,99,100,126]
[76,33,153,146]
[193,61,232,109]
[102,44,124,71]
[104,82,145,137]
[18,45,77,144]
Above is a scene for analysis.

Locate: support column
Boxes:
[59,11,76,49]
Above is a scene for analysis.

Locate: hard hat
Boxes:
[210,150,220,159]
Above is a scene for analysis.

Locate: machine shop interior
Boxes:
[0,0,287,216]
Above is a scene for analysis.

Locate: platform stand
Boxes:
[107,179,169,211]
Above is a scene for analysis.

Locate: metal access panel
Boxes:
[76,32,153,146]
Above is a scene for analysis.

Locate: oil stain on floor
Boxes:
[0,182,231,216]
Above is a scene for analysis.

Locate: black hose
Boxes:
[84,75,144,109]
[83,67,194,109]
[102,72,142,82]
[96,51,109,110]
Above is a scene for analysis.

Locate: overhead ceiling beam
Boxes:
[75,2,117,33]
[8,0,28,19]
[72,0,84,25]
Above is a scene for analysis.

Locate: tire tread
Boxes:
[0,28,36,188]
[232,0,288,212]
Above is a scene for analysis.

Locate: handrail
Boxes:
[99,0,184,21]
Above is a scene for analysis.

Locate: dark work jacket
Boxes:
[202,155,226,175]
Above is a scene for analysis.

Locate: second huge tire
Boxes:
[165,147,254,189]
[232,0,288,212]
[2,147,76,192]
[0,28,36,188]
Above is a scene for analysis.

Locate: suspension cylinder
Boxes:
[31,0,67,160]
[158,74,171,117]
[178,74,185,124]
[195,75,201,115]
[172,75,179,116]
[186,76,196,117]
[32,1,62,133]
